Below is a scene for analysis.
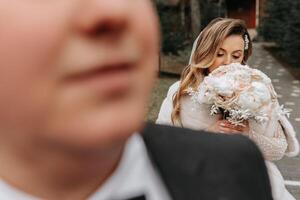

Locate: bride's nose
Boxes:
[74,0,129,39]
[223,55,233,65]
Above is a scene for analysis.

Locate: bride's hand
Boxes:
[209,120,250,135]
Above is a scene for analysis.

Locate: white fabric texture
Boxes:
[156,81,298,200]
[0,134,171,200]
[89,133,171,200]
[0,181,39,200]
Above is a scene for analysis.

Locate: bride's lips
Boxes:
[64,62,135,93]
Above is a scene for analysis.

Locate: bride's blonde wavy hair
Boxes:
[171,18,253,125]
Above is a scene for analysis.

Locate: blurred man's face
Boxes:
[0,0,159,148]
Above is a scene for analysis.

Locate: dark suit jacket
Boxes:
[141,123,273,200]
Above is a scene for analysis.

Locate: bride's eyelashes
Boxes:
[217,52,224,57]
[232,55,241,59]
[216,53,240,60]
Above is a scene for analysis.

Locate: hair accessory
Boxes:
[244,34,249,50]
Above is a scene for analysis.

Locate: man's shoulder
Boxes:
[141,123,272,200]
[142,122,259,158]
[141,122,266,183]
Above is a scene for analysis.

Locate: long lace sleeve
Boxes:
[244,81,293,161]
[248,122,287,161]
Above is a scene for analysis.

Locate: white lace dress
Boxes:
[156,81,299,200]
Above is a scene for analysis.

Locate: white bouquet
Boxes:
[188,63,277,126]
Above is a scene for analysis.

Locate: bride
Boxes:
[156,18,299,200]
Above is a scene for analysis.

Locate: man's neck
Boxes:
[0,137,126,200]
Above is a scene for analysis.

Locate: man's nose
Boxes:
[75,0,129,39]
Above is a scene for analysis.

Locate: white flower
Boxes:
[204,76,235,97]
[238,92,260,111]
[210,104,220,115]
[232,70,251,85]
[251,81,271,103]
[252,69,272,84]
[277,104,292,118]
[188,63,279,125]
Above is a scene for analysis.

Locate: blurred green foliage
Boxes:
[155,0,225,55]
[156,4,189,55]
[259,0,300,67]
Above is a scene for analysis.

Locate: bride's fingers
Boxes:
[220,122,246,131]
[220,122,241,130]
[220,125,248,133]
[219,127,240,134]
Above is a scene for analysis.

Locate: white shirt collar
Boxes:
[89,133,171,200]
[0,134,171,200]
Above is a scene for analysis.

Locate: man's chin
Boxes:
[45,114,145,152]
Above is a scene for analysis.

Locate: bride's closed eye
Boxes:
[232,53,242,59]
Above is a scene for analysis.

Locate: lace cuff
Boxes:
[248,123,287,161]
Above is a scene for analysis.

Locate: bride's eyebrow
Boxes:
[232,50,243,53]
[219,48,243,53]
